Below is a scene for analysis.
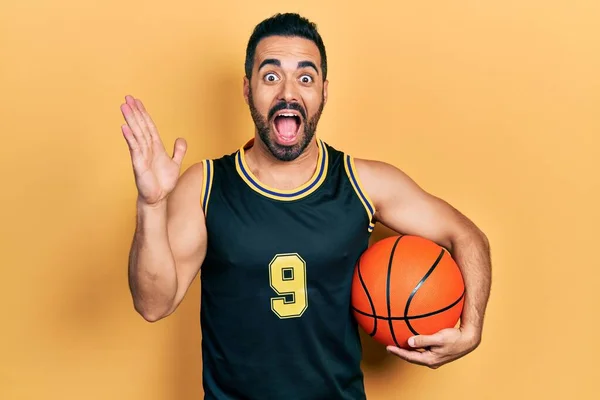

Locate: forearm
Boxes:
[449,227,491,340]
[128,199,178,321]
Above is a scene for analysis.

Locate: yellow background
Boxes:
[1,0,598,399]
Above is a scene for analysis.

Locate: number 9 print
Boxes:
[269,253,308,319]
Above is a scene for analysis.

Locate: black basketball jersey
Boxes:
[198,137,376,400]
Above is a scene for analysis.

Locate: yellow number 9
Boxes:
[269,253,308,319]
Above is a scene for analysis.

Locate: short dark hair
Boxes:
[244,13,328,81]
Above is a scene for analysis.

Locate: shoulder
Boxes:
[353,158,400,177]
[352,158,431,215]
[177,161,205,188]
[176,156,226,186]
[353,158,422,194]
[168,160,210,215]
[173,150,239,199]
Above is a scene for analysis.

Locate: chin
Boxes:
[261,129,313,162]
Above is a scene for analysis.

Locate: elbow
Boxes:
[450,222,490,252]
[476,228,490,252]
[468,226,489,247]
[133,302,171,323]
[139,311,164,323]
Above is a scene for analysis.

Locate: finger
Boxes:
[122,124,150,175]
[126,96,151,150]
[121,124,139,153]
[129,97,151,136]
[172,137,187,166]
[386,346,438,368]
[120,102,148,155]
[135,99,159,139]
[408,333,446,349]
[122,124,144,171]
[135,98,166,153]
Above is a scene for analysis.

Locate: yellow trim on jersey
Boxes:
[235,138,329,201]
[344,154,376,232]
[200,159,214,216]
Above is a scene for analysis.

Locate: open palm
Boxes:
[120,95,187,206]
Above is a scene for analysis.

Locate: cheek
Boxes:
[252,86,277,112]
[303,89,323,114]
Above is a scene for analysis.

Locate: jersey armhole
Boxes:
[199,159,215,217]
[343,154,376,232]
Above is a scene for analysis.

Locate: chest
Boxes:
[202,187,370,288]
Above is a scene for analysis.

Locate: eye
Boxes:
[300,75,313,84]
[264,73,279,82]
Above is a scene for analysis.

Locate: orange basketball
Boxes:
[351,235,465,349]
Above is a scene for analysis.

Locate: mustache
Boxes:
[268,101,307,121]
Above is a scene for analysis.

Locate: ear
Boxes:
[243,76,250,105]
[323,79,329,106]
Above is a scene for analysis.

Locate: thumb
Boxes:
[172,137,187,166]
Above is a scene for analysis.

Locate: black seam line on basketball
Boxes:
[386,235,404,348]
[357,257,377,336]
[404,248,446,336]
[352,289,465,320]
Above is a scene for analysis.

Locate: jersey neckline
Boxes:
[234,138,329,201]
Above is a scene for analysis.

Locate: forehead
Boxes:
[254,36,321,69]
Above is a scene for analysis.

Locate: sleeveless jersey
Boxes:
[198,138,376,400]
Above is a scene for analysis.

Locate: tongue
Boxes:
[275,117,299,139]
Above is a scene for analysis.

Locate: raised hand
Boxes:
[120,95,187,206]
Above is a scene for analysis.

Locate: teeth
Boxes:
[278,113,297,117]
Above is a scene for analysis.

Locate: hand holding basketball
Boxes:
[120,95,187,206]
[386,325,481,369]
[351,234,480,368]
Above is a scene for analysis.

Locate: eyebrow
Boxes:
[258,58,319,75]
[258,58,281,70]
[298,61,319,75]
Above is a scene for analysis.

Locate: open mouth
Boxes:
[273,111,302,144]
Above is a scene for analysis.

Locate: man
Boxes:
[121,12,491,400]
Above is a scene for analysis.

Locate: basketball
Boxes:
[351,235,465,349]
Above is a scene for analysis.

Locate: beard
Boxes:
[248,87,325,162]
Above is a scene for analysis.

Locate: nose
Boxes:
[279,78,299,104]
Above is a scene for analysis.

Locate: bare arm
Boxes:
[120,95,207,322]
[129,162,207,322]
[355,158,491,366]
